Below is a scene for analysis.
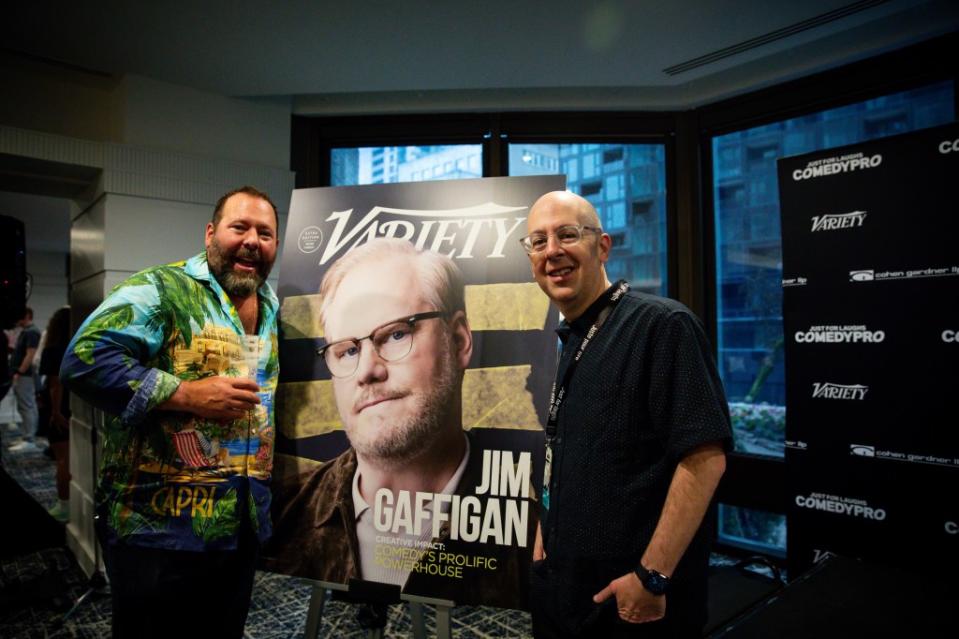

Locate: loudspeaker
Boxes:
[0,215,27,329]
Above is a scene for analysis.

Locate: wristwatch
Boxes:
[635,564,670,595]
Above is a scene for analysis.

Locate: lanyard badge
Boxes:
[541,280,628,514]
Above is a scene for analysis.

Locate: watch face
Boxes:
[645,571,669,595]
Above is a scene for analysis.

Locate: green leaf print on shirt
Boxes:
[73,304,135,365]
[191,487,239,543]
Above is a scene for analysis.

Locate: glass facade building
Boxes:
[509,143,668,297]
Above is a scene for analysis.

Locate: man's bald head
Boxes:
[529,191,601,229]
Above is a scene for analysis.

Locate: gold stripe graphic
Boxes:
[280,294,325,339]
[462,365,541,430]
[276,379,341,440]
[463,282,550,331]
[280,282,551,339]
[276,364,542,440]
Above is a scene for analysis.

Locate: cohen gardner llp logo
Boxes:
[812,382,868,400]
[851,266,959,282]
[313,202,529,266]
[810,210,867,232]
[850,444,875,457]
[795,492,886,520]
[849,444,958,468]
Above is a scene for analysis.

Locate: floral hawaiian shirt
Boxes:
[62,253,279,551]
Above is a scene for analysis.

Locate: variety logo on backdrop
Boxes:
[848,444,958,468]
[795,492,886,520]
[810,210,867,232]
[792,152,882,181]
[794,325,885,344]
[850,266,959,282]
[811,382,868,400]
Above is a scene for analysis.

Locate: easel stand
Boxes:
[303,580,455,639]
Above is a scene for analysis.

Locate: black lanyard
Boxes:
[545,280,629,441]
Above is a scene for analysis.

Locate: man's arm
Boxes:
[13,346,37,376]
[159,375,260,421]
[61,268,260,425]
[593,442,726,623]
[47,372,69,430]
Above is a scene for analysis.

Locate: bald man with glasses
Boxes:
[265,238,534,612]
[523,191,731,638]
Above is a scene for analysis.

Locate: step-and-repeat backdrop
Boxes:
[778,123,959,575]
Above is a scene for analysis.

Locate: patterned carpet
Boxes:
[1,432,776,638]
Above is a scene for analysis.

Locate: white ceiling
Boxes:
[7,0,959,112]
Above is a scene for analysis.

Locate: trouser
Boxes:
[99,512,260,639]
[529,558,703,639]
[13,375,37,442]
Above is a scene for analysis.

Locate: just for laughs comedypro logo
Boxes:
[792,153,882,181]
[795,325,885,344]
[795,492,886,521]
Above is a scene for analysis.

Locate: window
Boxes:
[331,144,484,186]
[719,505,787,558]
[509,143,668,296]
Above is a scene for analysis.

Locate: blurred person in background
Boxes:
[9,307,40,452]
[38,306,72,522]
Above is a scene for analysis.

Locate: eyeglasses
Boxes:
[519,224,603,254]
[316,311,446,378]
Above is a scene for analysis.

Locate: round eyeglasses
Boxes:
[519,224,603,254]
[316,311,446,378]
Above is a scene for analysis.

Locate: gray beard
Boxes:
[217,270,260,298]
[207,238,268,298]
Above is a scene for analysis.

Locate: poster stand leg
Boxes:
[408,602,425,638]
[435,603,452,638]
[301,580,455,639]
[403,593,455,639]
[303,584,329,639]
